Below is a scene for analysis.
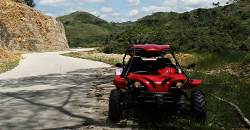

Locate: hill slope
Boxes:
[57,12,116,47]
[108,0,250,53]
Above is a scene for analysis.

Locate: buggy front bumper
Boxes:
[134,91,179,104]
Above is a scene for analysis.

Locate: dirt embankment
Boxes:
[0,0,69,51]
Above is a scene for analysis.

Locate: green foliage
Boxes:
[57,12,117,48]
[243,53,250,64]
[24,0,35,7]
[59,0,250,53]
[109,1,250,53]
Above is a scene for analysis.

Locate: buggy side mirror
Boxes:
[115,63,123,68]
[187,63,196,69]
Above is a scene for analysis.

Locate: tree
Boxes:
[212,2,220,7]
[24,0,35,7]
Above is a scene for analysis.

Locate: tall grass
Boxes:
[190,51,250,128]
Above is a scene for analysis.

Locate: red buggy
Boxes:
[109,44,206,122]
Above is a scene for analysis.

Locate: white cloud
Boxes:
[112,12,120,17]
[90,11,98,15]
[142,5,167,14]
[100,14,106,19]
[100,7,113,14]
[128,9,139,17]
[126,0,140,5]
[163,0,229,12]
[80,0,107,3]
[39,0,107,5]
[39,0,66,5]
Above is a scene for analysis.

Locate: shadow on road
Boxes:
[0,68,190,130]
[0,68,115,130]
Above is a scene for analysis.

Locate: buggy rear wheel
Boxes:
[191,90,206,122]
[108,89,122,121]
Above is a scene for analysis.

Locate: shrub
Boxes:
[243,53,250,64]
[24,0,35,7]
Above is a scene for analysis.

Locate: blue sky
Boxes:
[35,0,230,22]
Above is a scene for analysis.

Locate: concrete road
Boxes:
[0,49,117,130]
[0,48,110,80]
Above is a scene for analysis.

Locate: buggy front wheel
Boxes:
[191,90,206,122]
[108,89,122,121]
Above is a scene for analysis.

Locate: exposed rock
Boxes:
[0,0,69,51]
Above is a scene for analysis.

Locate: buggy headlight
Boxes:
[134,81,141,88]
[176,82,183,88]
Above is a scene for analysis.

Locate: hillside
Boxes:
[0,0,69,51]
[107,0,250,53]
[59,0,250,53]
[57,12,117,47]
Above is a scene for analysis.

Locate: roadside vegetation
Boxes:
[64,50,250,129]
[0,49,21,73]
[58,0,249,53]
[62,51,122,65]
[24,0,35,7]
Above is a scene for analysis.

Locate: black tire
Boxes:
[108,89,122,121]
[191,90,206,122]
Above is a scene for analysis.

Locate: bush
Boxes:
[243,53,250,64]
[24,0,35,7]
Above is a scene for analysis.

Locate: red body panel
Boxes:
[182,79,202,89]
[113,65,201,93]
[113,75,127,89]
[128,73,187,92]
[157,67,177,76]
[130,44,171,52]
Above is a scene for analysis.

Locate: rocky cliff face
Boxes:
[0,0,69,51]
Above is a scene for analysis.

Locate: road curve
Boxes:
[0,49,111,80]
[0,49,116,130]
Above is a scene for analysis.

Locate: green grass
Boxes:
[192,72,249,128]
[189,52,250,128]
[0,54,21,73]
[193,51,249,70]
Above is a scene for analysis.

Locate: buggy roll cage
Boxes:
[121,46,191,85]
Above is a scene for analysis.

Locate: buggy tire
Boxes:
[108,89,122,121]
[191,90,206,122]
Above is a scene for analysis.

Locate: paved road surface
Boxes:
[0,48,110,80]
[0,49,118,130]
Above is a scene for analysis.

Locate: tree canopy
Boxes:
[24,0,35,7]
